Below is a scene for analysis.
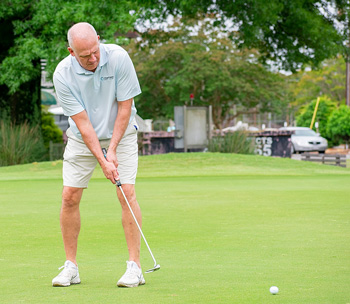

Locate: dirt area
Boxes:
[325,146,350,155]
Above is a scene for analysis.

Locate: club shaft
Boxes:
[117,184,157,266]
[102,148,158,270]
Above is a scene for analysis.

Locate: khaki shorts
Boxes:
[63,121,138,188]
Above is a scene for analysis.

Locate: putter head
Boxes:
[145,264,160,273]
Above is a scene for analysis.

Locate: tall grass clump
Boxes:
[208,130,255,154]
[0,120,47,166]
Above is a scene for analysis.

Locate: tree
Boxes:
[296,96,337,138]
[291,56,346,110]
[3,1,349,127]
[128,17,289,128]
[136,0,348,72]
[327,105,350,147]
[0,4,41,125]
[0,0,138,125]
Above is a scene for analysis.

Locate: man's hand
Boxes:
[102,148,119,183]
[101,158,119,184]
[106,148,118,169]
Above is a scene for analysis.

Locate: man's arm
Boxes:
[70,110,119,183]
[105,98,133,167]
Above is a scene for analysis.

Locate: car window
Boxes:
[294,129,317,136]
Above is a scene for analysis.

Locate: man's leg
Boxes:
[116,183,145,288]
[61,186,84,265]
[117,184,141,267]
[52,186,83,287]
[115,121,144,287]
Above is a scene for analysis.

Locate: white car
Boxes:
[279,127,328,154]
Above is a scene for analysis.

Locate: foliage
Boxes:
[2,1,349,129]
[136,0,347,72]
[326,105,350,146]
[128,17,289,128]
[0,0,137,92]
[296,96,337,138]
[0,120,46,166]
[0,6,42,125]
[290,56,346,111]
[208,130,255,154]
[0,75,41,126]
[0,0,138,125]
[41,109,63,150]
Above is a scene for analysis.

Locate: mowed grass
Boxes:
[0,153,349,304]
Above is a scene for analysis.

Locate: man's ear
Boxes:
[68,47,75,57]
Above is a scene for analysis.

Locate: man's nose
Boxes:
[89,54,97,62]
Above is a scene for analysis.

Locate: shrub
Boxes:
[326,105,350,147]
[41,109,63,149]
[296,96,337,138]
[0,120,47,166]
[208,130,255,154]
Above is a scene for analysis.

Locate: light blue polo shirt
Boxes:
[53,43,141,140]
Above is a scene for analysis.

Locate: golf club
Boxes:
[102,148,160,273]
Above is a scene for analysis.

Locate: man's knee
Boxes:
[117,184,137,206]
[62,187,83,209]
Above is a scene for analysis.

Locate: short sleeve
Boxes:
[115,52,141,102]
[53,74,84,117]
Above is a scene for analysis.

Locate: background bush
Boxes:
[41,109,63,150]
[208,130,255,154]
[296,96,337,138]
[326,105,350,147]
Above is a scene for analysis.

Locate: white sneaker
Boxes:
[117,261,146,288]
[52,260,81,287]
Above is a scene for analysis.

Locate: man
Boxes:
[52,22,144,288]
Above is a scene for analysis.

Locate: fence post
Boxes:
[49,141,53,161]
[305,153,310,161]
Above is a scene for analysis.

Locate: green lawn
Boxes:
[0,153,349,304]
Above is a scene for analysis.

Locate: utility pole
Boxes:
[347,58,350,106]
[344,2,350,107]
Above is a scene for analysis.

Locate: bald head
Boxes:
[67,23,101,72]
[67,22,98,50]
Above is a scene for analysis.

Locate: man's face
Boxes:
[68,36,100,72]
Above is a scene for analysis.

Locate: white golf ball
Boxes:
[270,286,279,295]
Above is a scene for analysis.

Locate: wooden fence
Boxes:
[49,142,66,161]
[301,153,347,168]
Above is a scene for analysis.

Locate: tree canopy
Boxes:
[0,0,137,93]
[1,0,349,126]
[0,0,137,124]
[2,0,349,94]
[127,17,289,128]
[291,56,346,110]
[136,0,349,72]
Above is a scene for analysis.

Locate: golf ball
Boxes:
[270,286,279,295]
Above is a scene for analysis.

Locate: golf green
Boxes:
[0,153,349,303]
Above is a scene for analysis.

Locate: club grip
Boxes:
[102,148,122,187]
[102,148,107,158]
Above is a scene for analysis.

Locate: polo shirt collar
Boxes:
[71,43,108,75]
